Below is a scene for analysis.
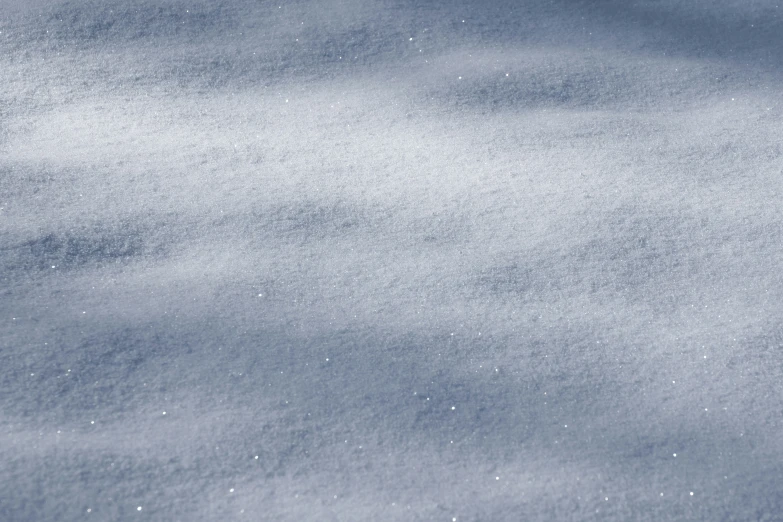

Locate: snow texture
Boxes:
[2,0,783,520]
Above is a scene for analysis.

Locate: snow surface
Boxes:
[2,0,783,520]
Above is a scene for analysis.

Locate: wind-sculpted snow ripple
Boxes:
[3,0,783,521]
